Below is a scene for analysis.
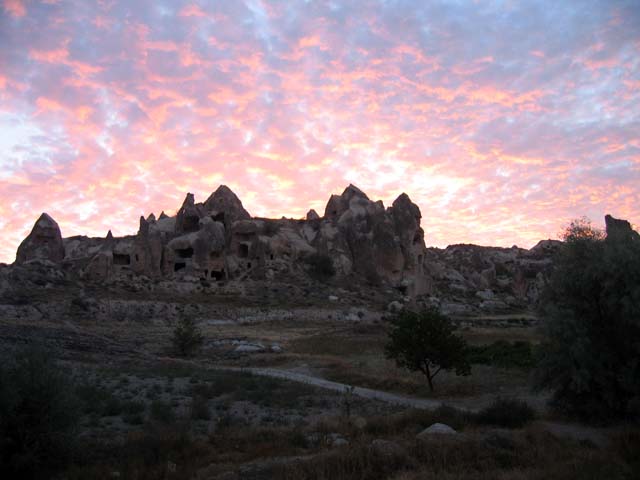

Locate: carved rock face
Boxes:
[16,213,65,264]
[203,185,251,225]
[13,185,433,293]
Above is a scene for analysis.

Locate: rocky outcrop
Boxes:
[203,185,251,226]
[605,214,640,243]
[16,213,65,264]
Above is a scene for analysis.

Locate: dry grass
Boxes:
[279,426,639,480]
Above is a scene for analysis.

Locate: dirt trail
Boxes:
[214,366,612,446]
[218,366,468,411]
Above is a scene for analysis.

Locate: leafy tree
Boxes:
[0,346,80,478]
[172,317,204,357]
[534,217,640,419]
[384,309,471,391]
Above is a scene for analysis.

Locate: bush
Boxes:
[466,340,536,369]
[304,253,336,281]
[171,317,204,357]
[474,398,536,428]
[0,346,81,478]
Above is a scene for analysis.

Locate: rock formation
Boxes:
[16,213,65,264]
[14,185,432,294]
[13,186,636,314]
[605,214,640,243]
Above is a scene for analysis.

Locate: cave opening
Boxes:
[176,247,194,258]
[174,262,186,272]
[211,269,225,280]
[113,253,131,265]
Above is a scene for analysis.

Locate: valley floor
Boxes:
[0,287,637,479]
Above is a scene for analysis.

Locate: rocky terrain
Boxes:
[2,187,638,479]
[2,184,576,324]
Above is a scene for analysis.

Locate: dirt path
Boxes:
[213,366,613,446]
[217,366,469,411]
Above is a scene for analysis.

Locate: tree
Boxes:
[534,217,640,419]
[384,309,470,391]
[172,317,204,357]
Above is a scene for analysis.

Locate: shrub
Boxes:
[150,400,176,424]
[304,252,336,281]
[171,317,204,357]
[466,340,536,369]
[474,397,536,428]
[0,346,81,478]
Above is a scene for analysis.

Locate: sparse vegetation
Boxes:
[150,399,176,424]
[467,340,536,369]
[474,397,537,428]
[171,317,204,357]
[385,309,471,391]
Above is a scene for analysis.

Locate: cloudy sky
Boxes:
[1,0,638,262]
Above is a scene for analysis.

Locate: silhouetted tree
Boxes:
[534,218,640,419]
[385,309,470,391]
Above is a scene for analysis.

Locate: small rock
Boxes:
[387,301,403,313]
[417,423,457,437]
[234,344,265,353]
[475,289,494,300]
[328,295,339,302]
[332,437,349,447]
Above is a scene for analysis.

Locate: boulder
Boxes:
[16,213,65,264]
[387,300,403,313]
[306,209,320,220]
[417,423,457,437]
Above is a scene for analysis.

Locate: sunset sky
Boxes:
[1,0,638,263]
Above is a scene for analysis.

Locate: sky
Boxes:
[1,0,639,263]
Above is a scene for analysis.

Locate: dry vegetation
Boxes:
[2,296,637,479]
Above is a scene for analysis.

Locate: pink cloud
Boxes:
[0,0,638,264]
[3,0,25,17]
